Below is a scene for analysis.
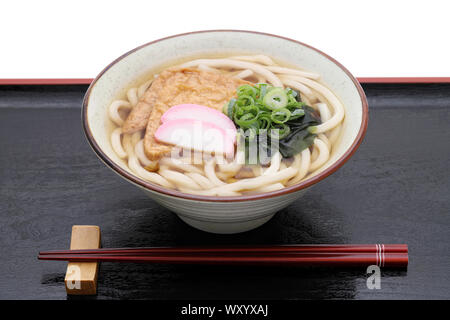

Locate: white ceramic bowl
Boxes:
[82,30,368,234]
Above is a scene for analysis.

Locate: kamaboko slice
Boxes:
[161,104,237,144]
[155,118,235,157]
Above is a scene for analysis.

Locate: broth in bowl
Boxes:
[107,55,345,196]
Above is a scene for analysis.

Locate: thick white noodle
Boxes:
[257,75,266,83]
[278,162,290,185]
[231,54,276,66]
[309,138,330,172]
[255,183,285,192]
[311,145,319,163]
[328,124,342,145]
[198,64,220,72]
[108,100,132,126]
[318,133,331,150]
[235,69,253,79]
[216,171,236,181]
[135,139,156,167]
[122,134,134,156]
[111,127,127,159]
[127,88,139,107]
[185,172,215,189]
[280,78,315,101]
[123,132,173,187]
[263,151,282,175]
[137,79,153,99]
[205,160,226,186]
[217,161,241,174]
[316,102,331,122]
[266,65,321,80]
[131,131,142,147]
[128,156,174,188]
[218,149,245,173]
[309,88,331,107]
[251,165,263,177]
[123,133,165,184]
[160,157,203,174]
[180,59,283,87]
[159,169,202,190]
[300,93,312,106]
[280,75,344,133]
[288,148,311,186]
[213,167,298,194]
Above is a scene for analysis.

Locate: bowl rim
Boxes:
[82,29,368,203]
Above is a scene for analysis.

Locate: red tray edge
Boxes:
[1,77,450,85]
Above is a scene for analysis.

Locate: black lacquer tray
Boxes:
[0,82,449,299]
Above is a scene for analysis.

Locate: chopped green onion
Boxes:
[223,98,236,118]
[224,83,319,158]
[242,127,258,141]
[289,108,305,120]
[286,87,297,98]
[237,84,258,98]
[257,114,272,131]
[234,112,258,128]
[240,104,259,116]
[236,94,255,107]
[271,108,291,124]
[308,126,317,134]
[269,123,291,140]
[258,83,269,100]
[263,88,288,110]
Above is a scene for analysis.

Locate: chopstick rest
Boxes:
[64,225,101,295]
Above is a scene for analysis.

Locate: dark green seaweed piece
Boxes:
[278,106,321,158]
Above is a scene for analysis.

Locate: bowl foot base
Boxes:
[176,214,275,234]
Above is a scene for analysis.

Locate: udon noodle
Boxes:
[108,54,345,196]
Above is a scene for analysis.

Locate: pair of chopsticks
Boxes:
[38,244,408,267]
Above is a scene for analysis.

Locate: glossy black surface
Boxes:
[0,84,449,299]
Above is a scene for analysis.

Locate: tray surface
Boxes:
[0,83,449,299]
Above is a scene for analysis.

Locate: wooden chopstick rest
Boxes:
[64,225,101,295]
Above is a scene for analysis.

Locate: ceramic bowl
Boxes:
[82,30,368,234]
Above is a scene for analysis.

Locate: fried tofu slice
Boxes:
[123,67,250,160]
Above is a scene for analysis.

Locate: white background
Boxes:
[1,0,449,78]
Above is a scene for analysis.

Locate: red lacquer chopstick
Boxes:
[38,244,408,268]
[39,244,407,255]
[38,252,408,267]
